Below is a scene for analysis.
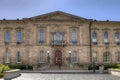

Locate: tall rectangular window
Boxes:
[5,49,10,63]
[116,52,120,62]
[17,32,22,44]
[92,32,97,44]
[17,51,22,63]
[115,32,120,44]
[71,51,78,63]
[104,32,109,44]
[39,30,45,43]
[71,30,77,44]
[92,52,97,62]
[39,51,45,63]
[103,52,111,63]
[6,32,10,44]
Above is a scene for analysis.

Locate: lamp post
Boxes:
[47,51,50,63]
[69,51,71,63]
[93,53,96,72]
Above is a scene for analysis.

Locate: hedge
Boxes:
[88,63,119,70]
[6,64,33,70]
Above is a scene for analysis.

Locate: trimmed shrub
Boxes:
[103,64,117,70]
[7,64,33,70]
[0,73,3,78]
[117,64,120,69]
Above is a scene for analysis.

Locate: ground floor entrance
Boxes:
[54,50,62,65]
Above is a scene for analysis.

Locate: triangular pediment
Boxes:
[28,11,90,21]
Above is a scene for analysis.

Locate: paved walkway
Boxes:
[12,73,120,80]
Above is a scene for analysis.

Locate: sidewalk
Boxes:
[21,70,108,74]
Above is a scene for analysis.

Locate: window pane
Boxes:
[104,32,109,43]
[39,31,45,43]
[116,52,120,62]
[72,30,77,43]
[5,50,10,63]
[92,32,97,43]
[40,51,45,62]
[115,32,120,43]
[17,32,22,43]
[6,32,10,43]
[103,52,110,62]
[17,51,22,62]
[71,51,78,63]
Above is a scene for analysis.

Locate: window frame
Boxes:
[16,51,22,63]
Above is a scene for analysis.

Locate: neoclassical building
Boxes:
[0,11,120,69]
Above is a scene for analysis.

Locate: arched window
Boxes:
[6,32,10,44]
[39,51,45,63]
[71,30,77,44]
[116,52,120,62]
[5,49,10,63]
[92,32,97,44]
[54,31,62,43]
[104,32,109,44]
[17,51,22,63]
[39,30,45,43]
[71,51,78,63]
[17,32,22,44]
[115,32,120,43]
[103,52,111,63]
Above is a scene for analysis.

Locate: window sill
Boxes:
[39,62,45,63]
[4,62,10,64]
[16,62,22,64]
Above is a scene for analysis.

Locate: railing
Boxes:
[50,40,66,46]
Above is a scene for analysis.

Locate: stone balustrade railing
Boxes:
[4,69,20,80]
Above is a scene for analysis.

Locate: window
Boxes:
[116,52,120,62]
[17,32,22,44]
[39,30,45,43]
[54,31,62,44]
[71,51,78,63]
[103,52,111,63]
[104,32,109,44]
[17,51,22,63]
[115,32,120,44]
[71,30,77,44]
[5,49,10,63]
[92,52,97,62]
[39,51,45,63]
[92,32,97,44]
[5,32,10,44]
[54,32,62,41]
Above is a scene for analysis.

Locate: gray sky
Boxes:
[0,0,120,21]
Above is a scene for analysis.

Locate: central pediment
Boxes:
[27,11,90,21]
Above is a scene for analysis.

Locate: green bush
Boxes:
[88,64,118,70]
[103,64,117,70]
[0,64,11,73]
[0,73,3,78]
[117,64,120,69]
[7,64,33,70]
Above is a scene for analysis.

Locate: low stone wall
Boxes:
[108,69,120,76]
[4,69,20,80]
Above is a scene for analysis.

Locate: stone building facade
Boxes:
[0,11,120,69]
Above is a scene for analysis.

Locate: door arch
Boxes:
[54,50,62,65]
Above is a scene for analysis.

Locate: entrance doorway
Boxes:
[54,50,62,65]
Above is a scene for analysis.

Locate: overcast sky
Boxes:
[0,0,120,21]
